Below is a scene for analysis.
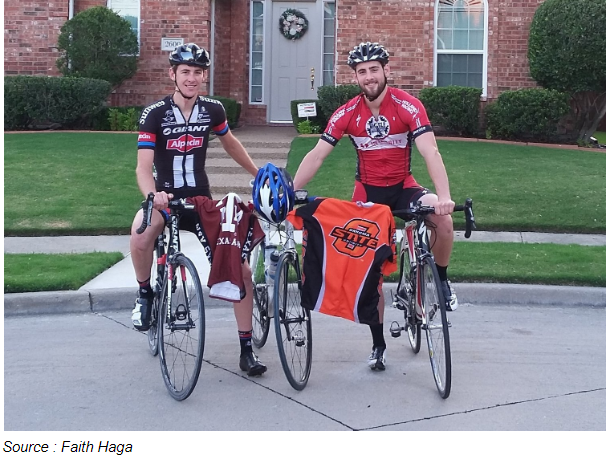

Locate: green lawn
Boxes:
[4,132,141,236]
[4,132,606,291]
[4,252,124,293]
[286,137,606,233]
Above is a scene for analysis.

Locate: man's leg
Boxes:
[129,209,165,330]
[368,279,387,371]
[417,193,457,310]
[235,260,267,376]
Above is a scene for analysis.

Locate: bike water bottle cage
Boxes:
[347,42,389,69]
[252,162,295,223]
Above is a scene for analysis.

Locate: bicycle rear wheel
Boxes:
[420,256,451,399]
[158,254,205,401]
[398,248,421,354]
[273,251,312,391]
[250,242,270,348]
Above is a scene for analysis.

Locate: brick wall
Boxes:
[4,1,68,76]
[4,0,547,124]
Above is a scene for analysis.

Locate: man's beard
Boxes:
[360,76,388,102]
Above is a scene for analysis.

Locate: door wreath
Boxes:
[279,8,309,41]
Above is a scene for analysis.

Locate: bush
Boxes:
[108,107,141,131]
[4,76,112,130]
[296,120,321,134]
[290,99,327,133]
[56,6,138,87]
[418,86,482,137]
[208,95,241,128]
[484,88,570,142]
[316,84,361,120]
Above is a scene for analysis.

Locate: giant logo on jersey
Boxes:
[330,218,381,258]
[166,134,204,152]
[365,115,390,139]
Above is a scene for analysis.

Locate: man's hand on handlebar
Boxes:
[433,197,455,216]
[151,191,174,211]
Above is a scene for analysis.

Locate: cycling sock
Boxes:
[369,323,386,349]
[239,330,253,355]
[436,264,448,282]
[137,277,152,297]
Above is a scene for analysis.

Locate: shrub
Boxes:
[296,120,320,134]
[108,107,141,131]
[316,84,361,120]
[4,76,112,130]
[56,6,138,87]
[208,95,241,128]
[484,88,570,142]
[290,99,327,133]
[418,86,482,137]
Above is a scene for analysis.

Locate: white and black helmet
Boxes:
[347,42,389,69]
[169,43,211,68]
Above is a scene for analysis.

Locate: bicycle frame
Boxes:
[403,217,434,322]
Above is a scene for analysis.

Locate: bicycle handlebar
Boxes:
[392,198,476,239]
[135,192,195,234]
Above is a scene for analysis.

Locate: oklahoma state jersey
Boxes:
[285,198,396,326]
[321,87,432,188]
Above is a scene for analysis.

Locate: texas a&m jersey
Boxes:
[286,198,396,326]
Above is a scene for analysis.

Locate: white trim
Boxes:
[210,0,215,95]
[433,0,488,96]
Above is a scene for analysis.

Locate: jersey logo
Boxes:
[330,218,381,258]
[166,135,204,152]
[366,115,390,139]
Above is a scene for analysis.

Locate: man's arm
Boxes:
[136,148,171,209]
[414,132,454,215]
[293,139,335,190]
[218,131,259,177]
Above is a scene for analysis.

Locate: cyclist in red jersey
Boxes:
[130,43,267,376]
[293,42,457,371]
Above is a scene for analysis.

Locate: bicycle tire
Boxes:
[273,251,312,391]
[147,264,165,356]
[250,243,270,348]
[398,248,421,354]
[158,254,206,401]
[421,256,451,399]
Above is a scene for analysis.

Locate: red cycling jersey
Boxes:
[321,87,432,188]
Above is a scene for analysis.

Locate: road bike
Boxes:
[389,198,475,399]
[136,192,206,401]
[249,190,312,390]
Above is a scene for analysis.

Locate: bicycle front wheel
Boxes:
[273,251,312,391]
[420,256,451,399]
[398,248,421,354]
[158,254,206,401]
[250,242,270,348]
[148,265,165,356]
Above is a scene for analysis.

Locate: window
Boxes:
[250,1,265,103]
[108,0,140,47]
[322,2,336,86]
[435,0,486,94]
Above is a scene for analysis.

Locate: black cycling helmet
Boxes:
[169,43,211,68]
[347,42,389,69]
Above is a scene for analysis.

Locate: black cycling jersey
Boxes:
[137,95,229,199]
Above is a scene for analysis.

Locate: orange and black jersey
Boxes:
[286,198,396,326]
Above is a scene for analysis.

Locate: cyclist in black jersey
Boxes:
[130,43,267,376]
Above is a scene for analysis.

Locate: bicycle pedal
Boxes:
[389,320,402,338]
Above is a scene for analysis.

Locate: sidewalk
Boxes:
[4,230,606,316]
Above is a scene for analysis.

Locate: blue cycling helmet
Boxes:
[252,163,295,223]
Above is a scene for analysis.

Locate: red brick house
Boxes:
[5,0,544,126]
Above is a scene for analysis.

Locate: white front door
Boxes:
[268,1,322,122]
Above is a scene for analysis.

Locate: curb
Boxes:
[4,283,606,317]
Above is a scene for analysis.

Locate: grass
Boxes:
[4,132,142,236]
[4,252,125,293]
[286,137,606,233]
[593,131,606,145]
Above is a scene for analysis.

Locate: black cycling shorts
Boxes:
[351,181,431,214]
